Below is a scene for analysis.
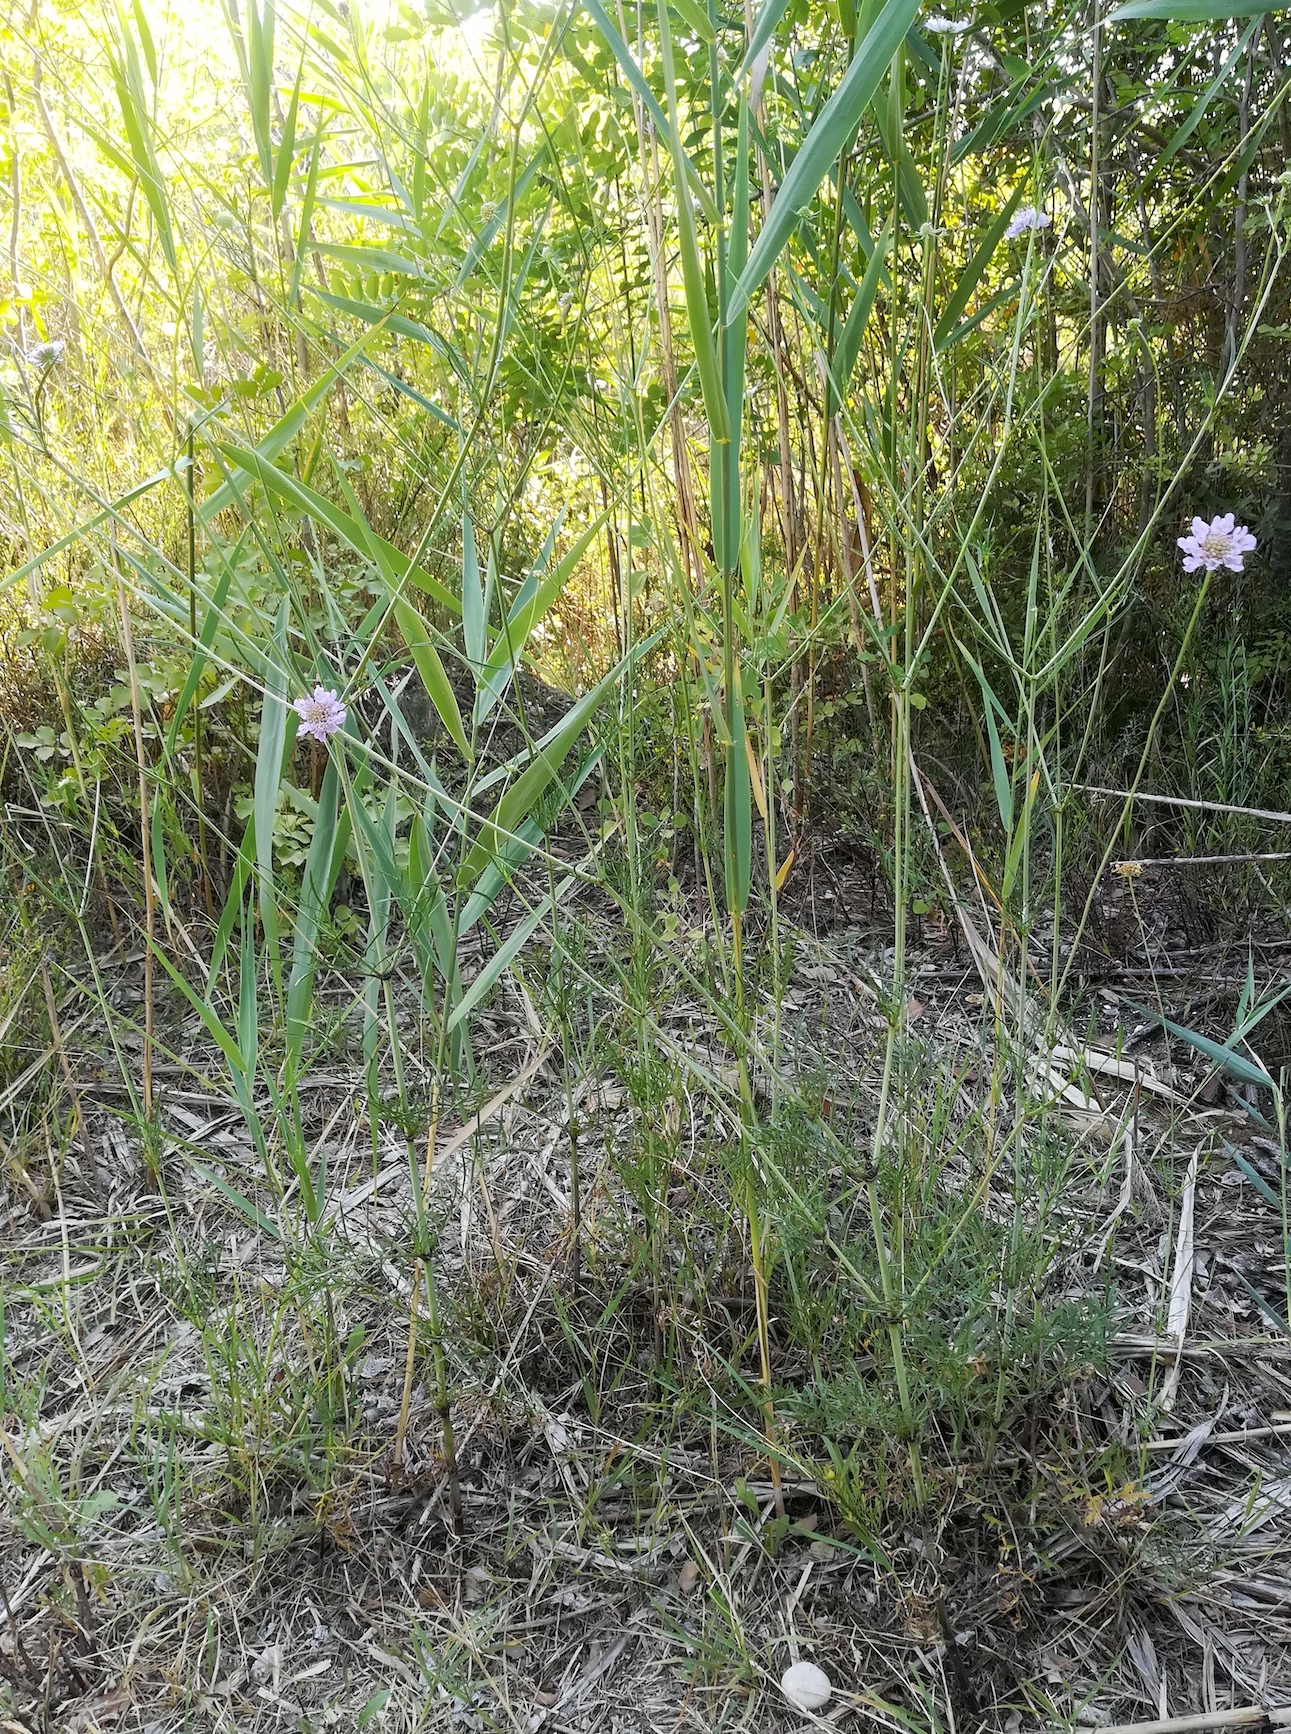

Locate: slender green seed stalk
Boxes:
[423,1246,463,1536]
[113,540,155,1123]
[868,1016,926,1510]
[395,1009,462,1533]
[186,425,212,916]
[568,1112,582,1293]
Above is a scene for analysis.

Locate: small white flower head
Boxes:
[924,14,970,32]
[782,1661,833,1712]
[27,339,65,370]
[1006,204,1052,239]
[1177,512,1257,574]
[294,685,347,742]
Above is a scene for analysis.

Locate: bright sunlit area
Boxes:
[2,0,1290,1729]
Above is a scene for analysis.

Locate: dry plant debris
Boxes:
[4,912,1291,1734]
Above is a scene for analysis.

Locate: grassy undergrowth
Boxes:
[1,902,1135,1728]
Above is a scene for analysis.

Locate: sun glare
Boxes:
[131,0,500,88]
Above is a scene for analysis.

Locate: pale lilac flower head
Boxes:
[924,14,970,32]
[294,685,347,742]
[27,339,65,370]
[1177,513,1257,574]
[1006,204,1052,239]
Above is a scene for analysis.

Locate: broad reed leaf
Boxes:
[832,209,892,407]
[391,594,471,760]
[934,186,1024,352]
[1107,0,1280,17]
[657,0,730,445]
[462,515,485,676]
[731,0,921,314]
[1125,1002,1275,1090]
[725,661,752,914]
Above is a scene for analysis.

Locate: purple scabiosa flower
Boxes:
[294,685,347,742]
[1176,513,1257,574]
[27,339,65,370]
[1006,204,1052,239]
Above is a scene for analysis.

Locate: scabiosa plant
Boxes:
[924,15,970,32]
[294,685,347,741]
[1006,204,1052,238]
[1177,513,1258,574]
[26,339,65,370]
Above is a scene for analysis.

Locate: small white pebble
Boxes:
[781,1661,833,1712]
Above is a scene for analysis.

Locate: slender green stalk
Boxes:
[113,536,155,1123]
[186,424,212,915]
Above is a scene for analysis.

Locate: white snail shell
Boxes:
[781,1661,833,1712]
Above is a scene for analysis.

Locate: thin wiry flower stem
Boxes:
[735,906,783,1518]
[113,533,154,1125]
[868,1019,927,1511]
[186,426,212,916]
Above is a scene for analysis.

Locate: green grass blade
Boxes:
[959,643,1015,834]
[271,51,302,220]
[725,661,752,914]
[1125,1003,1275,1091]
[1142,16,1262,184]
[670,0,717,43]
[1233,1269,1290,1335]
[206,820,256,996]
[166,561,235,755]
[1,462,179,595]
[110,6,178,274]
[580,0,718,222]
[1223,1140,1281,1208]
[285,755,350,1079]
[212,442,460,613]
[715,101,751,573]
[459,641,653,889]
[289,121,325,308]
[462,514,485,678]
[656,0,729,446]
[933,187,1023,353]
[391,594,471,760]
[202,321,389,518]
[247,0,275,187]
[1107,0,1273,17]
[474,511,609,721]
[832,208,892,405]
[253,602,294,985]
[190,1161,281,1240]
[736,0,792,80]
[447,875,579,1033]
[129,0,158,82]
[731,0,921,314]
[310,242,425,277]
